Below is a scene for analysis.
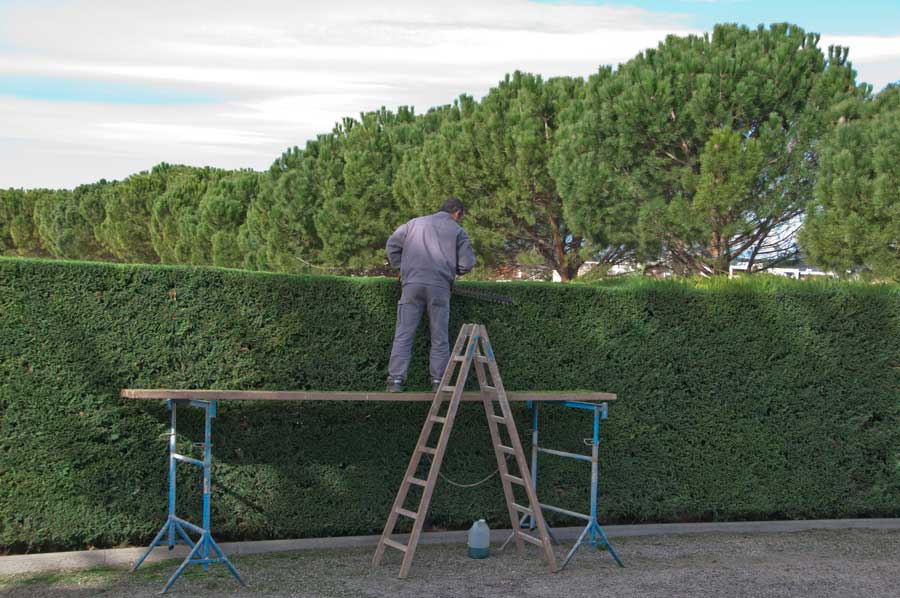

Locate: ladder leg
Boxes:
[373,325,472,567]
[374,324,476,578]
[477,326,558,572]
[471,333,525,557]
[529,402,539,530]
[398,326,477,578]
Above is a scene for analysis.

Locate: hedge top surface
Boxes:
[6,255,896,293]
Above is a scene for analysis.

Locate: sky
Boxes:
[1,0,898,189]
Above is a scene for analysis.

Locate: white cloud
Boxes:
[0,0,896,188]
[97,122,279,146]
[820,34,900,91]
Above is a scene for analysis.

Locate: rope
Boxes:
[438,468,500,488]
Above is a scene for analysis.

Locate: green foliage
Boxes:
[32,189,101,260]
[240,130,353,274]
[315,109,418,272]
[98,166,169,263]
[397,73,588,280]
[801,85,900,280]
[1,258,897,553]
[670,127,765,269]
[192,171,260,268]
[552,23,865,274]
[149,167,224,264]
[0,189,46,256]
[72,181,113,261]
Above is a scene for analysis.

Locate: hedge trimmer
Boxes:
[388,272,515,305]
[451,285,515,305]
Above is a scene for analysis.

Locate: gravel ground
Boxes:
[2,528,899,597]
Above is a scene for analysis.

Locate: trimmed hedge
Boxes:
[1,257,898,553]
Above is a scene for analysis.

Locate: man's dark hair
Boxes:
[440,197,465,215]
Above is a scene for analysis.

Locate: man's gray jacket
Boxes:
[386,211,476,288]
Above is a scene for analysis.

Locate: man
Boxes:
[385,197,476,393]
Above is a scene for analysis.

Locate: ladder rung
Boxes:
[441,386,456,393]
[488,414,507,424]
[502,473,526,486]
[420,446,437,455]
[407,476,427,487]
[476,356,489,363]
[517,530,544,546]
[481,384,497,392]
[429,415,447,424]
[452,355,466,362]
[395,507,419,520]
[497,444,516,455]
[511,502,533,515]
[382,538,408,552]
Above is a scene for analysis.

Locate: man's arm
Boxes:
[456,229,476,275]
[386,222,408,269]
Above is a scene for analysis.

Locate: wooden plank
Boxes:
[119,389,617,402]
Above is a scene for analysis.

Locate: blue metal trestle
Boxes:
[504,400,624,569]
[131,399,245,594]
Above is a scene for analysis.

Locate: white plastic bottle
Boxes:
[467,519,490,559]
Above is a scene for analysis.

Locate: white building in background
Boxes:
[550,260,836,281]
[727,262,835,280]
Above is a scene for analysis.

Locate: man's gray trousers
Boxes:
[388,284,451,383]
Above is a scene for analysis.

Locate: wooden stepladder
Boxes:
[372,323,558,578]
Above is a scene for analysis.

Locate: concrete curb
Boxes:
[2,518,899,576]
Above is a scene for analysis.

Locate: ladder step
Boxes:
[441,386,456,393]
[420,446,437,455]
[497,444,516,455]
[429,415,447,424]
[452,355,466,362]
[502,473,526,486]
[476,356,489,363]
[407,476,427,487]
[382,538,408,552]
[488,414,507,424]
[395,507,419,520]
[511,502,533,515]
[481,384,497,392]
[516,530,544,546]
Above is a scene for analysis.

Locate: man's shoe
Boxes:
[387,379,405,393]
[431,379,442,393]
